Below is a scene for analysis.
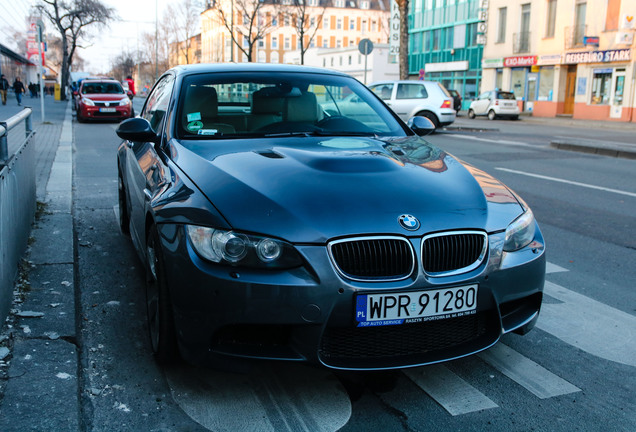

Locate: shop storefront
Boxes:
[563,49,633,122]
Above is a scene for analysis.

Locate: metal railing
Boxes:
[565,24,587,49]
[0,108,36,325]
[513,31,531,54]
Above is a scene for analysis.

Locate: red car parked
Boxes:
[76,79,133,122]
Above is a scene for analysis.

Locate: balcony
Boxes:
[565,25,587,49]
[513,31,531,54]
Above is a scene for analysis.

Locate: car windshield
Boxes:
[496,91,516,100]
[81,82,125,95]
[176,72,407,139]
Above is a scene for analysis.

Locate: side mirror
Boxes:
[408,116,436,136]
[116,118,158,143]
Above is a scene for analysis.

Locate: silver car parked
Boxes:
[368,80,456,129]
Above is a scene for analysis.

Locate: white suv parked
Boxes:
[368,80,456,129]
[468,90,520,120]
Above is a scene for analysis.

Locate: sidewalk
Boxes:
[0,97,78,430]
[449,111,636,159]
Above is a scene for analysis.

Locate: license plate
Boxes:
[355,285,478,327]
[99,107,116,112]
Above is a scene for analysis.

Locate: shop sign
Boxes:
[389,0,400,58]
[615,32,634,45]
[564,49,631,64]
[622,14,634,29]
[583,36,600,47]
[503,56,537,67]
[477,0,489,45]
[482,58,503,68]
[425,61,469,73]
[537,54,562,65]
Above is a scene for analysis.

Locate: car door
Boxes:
[473,91,492,115]
[390,83,429,121]
[124,74,175,250]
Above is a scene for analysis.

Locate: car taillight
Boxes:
[495,100,499,105]
[441,99,452,109]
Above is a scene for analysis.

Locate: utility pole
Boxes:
[36,19,45,123]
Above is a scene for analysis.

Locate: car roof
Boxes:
[369,80,438,85]
[166,63,352,78]
[81,79,121,84]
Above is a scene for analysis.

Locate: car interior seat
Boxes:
[249,87,284,131]
[182,85,235,134]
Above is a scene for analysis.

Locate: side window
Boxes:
[478,92,490,100]
[370,84,394,100]
[142,75,175,132]
[396,84,427,99]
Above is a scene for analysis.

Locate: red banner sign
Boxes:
[503,56,537,67]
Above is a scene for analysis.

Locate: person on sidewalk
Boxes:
[0,74,9,105]
[13,77,25,106]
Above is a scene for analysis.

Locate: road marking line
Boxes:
[447,134,537,149]
[546,262,568,274]
[495,167,636,198]
[478,343,580,399]
[537,281,636,367]
[404,364,498,415]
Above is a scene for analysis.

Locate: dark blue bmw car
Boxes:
[116,64,545,370]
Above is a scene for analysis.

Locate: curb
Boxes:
[550,140,636,160]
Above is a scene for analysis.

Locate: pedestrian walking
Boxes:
[0,74,9,105]
[13,77,25,106]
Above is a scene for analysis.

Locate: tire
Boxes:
[117,168,130,235]
[488,110,496,120]
[417,111,439,129]
[467,109,475,119]
[511,115,519,120]
[146,226,179,364]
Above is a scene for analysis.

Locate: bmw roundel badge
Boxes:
[398,214,420,231]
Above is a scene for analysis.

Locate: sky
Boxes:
[1,0,172,74]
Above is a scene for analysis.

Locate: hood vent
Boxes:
[255,149,284,159]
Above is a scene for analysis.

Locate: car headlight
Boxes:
[119,98,131,106]
[81,97,95,106]
[503,210,536,252]
[186,225,303,269]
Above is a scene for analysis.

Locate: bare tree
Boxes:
[110,52,136,80]
[164,0,201,65]
[139,27,170,78]
[37,0,116,100]
[285,0,326,65]
[215,0,279,62]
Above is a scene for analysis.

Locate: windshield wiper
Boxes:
[311,130,377,137]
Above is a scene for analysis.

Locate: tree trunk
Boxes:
[60,36,69,101]
[399,1,409,80]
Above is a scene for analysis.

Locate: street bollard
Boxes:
[0,122,7,166]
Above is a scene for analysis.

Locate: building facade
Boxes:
[481,0,635,122]
[284,44,399,83]
[169,33,202,68]
[200,0,390,65]
[408,0,484,109]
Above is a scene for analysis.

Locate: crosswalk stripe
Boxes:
[404,364,498,416]
[546,262,568,274]
[537,281,636,367]
[478,343,580,399]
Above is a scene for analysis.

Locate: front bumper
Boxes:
[157,224,545,370]
[79,104,131,120]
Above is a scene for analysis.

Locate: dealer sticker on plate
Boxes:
[355,285,478,327]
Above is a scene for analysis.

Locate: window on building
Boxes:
[258,38,264,48]
[497,7,507,43]
[360,1,370,9]
[445,26,454,50]
[371,20,377,32]
[348,55,352,65]
[467,23,478,46]
[538,67,555,100]
[284,16,290,26]
[323,16,329,29]
[331,57,334,66]
[545,0,557,38]
[335,0,345,7]
[272,37,278,49]
[511,68,526,99]
[323,39,329,48]
[574,1,587,45]
[337,39,342,48]
[271,51,279,63]
[272,15,278,26]
[590,70,612,105]
[433,29,441,50]
[350,19,355,30]
[337,18,342,29]
[339,56,343,66]
[284,37,290,49]
[310,17,315,27]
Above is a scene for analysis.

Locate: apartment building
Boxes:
[169,33,202,68]
[200,0,389,64]
[481,0,635,122]
[408,0,485,109]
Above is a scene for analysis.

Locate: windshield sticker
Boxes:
[198,129,218,135]
[187,112,202,122]
[186,121,203,132]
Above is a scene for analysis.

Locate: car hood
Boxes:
[80,93,127,101]
[170,136,523,243]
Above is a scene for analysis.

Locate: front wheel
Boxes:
[146,226,179,364]
[488,110,497,120]
[467,109,475,119]
[117,169,130,235]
